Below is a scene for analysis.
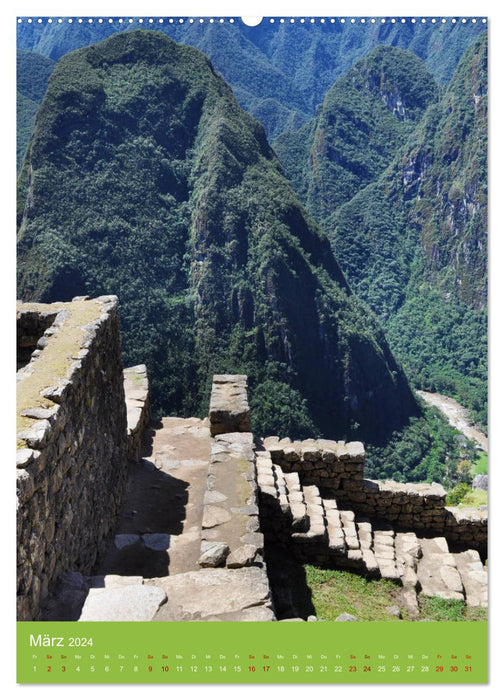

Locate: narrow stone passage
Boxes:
[41,376,275,622]
[41,417,211,620]
[96,416,211,579]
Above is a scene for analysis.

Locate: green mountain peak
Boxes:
[17,30,419,445]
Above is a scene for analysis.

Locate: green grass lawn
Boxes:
[472,452,488,475]
[460,488,488,508]
[304,566,487,621]
[418,595,487,621]
[304,566,404,621]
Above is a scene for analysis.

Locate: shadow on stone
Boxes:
[141,418,163,453]
[263,542,316,620]
[91,459,190,579]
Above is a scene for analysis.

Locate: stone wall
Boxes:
[124,364,151,461]
[263,437,487,550]
[17,306,59,370]
[199,375,265,571]
[209,374,251,436]
[16,296,129,620]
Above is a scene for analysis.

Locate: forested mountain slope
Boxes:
[275,46,441,224]
[17,18,486,141]
[275,35,487,427]
[17,30,420,445]
[16,50,55,169]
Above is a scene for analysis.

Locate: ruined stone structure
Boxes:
[16,297,149,621]
[256,440,487,613]
[261,438,487,552]
[16,298,487,621]
[124,364,151,461]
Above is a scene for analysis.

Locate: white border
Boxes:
[2,3,501,699]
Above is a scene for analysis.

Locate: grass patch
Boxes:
[472,452,487,475]
[460,488,488,508]
[418,595,487,621]
[305,566,404,621]
[17,299,105,445]
[305,566,488,622]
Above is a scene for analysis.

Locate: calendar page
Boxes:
[15,6,488,685]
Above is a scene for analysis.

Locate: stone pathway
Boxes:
[95,416,210,579]
[42,411,274,622]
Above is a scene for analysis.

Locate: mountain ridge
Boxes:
[17,30,420,446]
[276,34,487,426]
[17,19,486,141]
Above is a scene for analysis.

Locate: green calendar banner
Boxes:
[17,621,487,684]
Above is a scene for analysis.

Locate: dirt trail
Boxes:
[417,390,487,452]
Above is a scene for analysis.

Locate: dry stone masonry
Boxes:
[124,364,151,461]
[16,301,487,621]
[257,438,487,612]
[209,374,251,436]
[16,296,130,620]
[263,437,487,550]
[197,375,272,615]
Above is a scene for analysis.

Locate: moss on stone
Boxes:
[16,299,106,446]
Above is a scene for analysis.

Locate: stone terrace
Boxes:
[41,375,274,622]
[257,440,488,614]
[19,342,487,621]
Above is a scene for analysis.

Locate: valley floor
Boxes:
[417,391,487,452]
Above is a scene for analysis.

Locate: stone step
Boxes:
[355,519,379,578]
[284,471,309,532]
[322,498,346,555]
[373,529,401,582]
[395,531,420,589]
[453,550,488,608]
[291,484,325,542]
[340,510,360,550]
[416,537,464,601]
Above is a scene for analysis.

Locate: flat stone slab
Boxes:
[226,544,258,568]
[151,568,274,621]
[79,585,167,621]
[198,541,230,567]
[453,550,488,608]
[417,537,465,601]
[202,505,232,529]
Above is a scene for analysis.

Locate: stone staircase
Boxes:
[257,448,487,613]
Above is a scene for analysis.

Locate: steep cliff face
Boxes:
[398,32,487,310]
[333,35,487,424]
[17,30,419,443]
[275,45,440,223]
[274,35,487,426]
[16,50,55,170]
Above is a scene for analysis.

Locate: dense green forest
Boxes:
[17,18,485,141]
[275,34,487,430]
[16,26,487,487]
[275,46,441,222]
[17,30,421,449]
[16,50,55,169]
